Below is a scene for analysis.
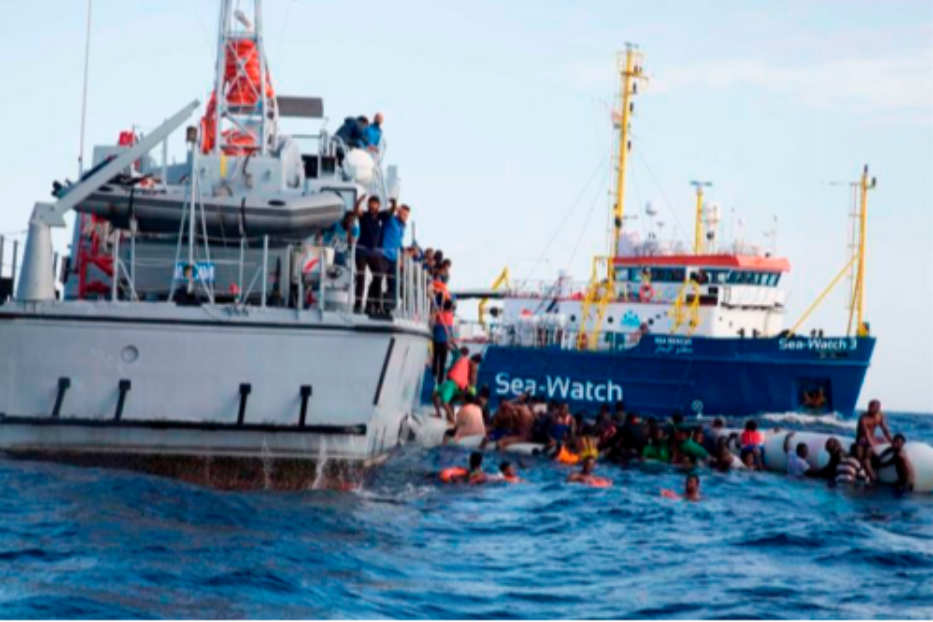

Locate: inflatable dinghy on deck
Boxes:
[76,185,345,237]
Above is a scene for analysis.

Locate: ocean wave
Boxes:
[0,414,931,618]
[761,412,857,430]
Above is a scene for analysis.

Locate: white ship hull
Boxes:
[0,301,430,489]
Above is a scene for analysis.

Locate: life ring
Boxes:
[582,476,612,488]
[638,283,655,303]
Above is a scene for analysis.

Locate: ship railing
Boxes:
[342,245,431,324]
[0,234,23,305]
[89,229,431,326]
[462,319,643,353]
[505,277,591,299]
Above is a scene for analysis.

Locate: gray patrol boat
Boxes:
[0,0,431,489]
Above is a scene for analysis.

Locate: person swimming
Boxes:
[567,456,612,487]
[439,451,488,484]
[661,474,701,501]
[685,474,701,501]
[495,461,524,484]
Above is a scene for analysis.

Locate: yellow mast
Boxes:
[790,165,875,338]
[610,45,647,260]
[854,165,876,336]
[690,180,712,254]
[577,47,646,351]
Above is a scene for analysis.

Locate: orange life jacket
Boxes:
[448,356,470,390]
[439,467,468,483]
[557,446,581,465]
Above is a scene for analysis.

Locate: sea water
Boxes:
[0,413,931,619]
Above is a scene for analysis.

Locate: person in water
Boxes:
[877,434,915,492]
[438,451,489,485]
[711,436,743,472]
[467,451,488,485]
[740,420,766,470]
[856,399,893,451]
[808,438,845,481]
[783,432,811,477]
[495,461,524,484]
[836,443,871,485]
[567,456,612,487]
[684,474,702,500]
[642,425,672,463]
[739,448,758,470]
[661,474,702,501]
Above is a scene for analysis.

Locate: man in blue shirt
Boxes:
[364,112,383,152]
[377,202,410,313]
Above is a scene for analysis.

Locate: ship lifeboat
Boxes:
[76,184,345,238]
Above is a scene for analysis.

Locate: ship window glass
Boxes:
[772,273,782,286]
[707,270,728,284]
[671,268,685,282]
[616,268,630,282]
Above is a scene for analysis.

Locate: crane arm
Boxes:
[35,100,200,227]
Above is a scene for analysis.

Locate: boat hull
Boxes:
[477,334,875,417]
[0,302,430,488]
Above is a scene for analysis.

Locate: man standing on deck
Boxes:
[354,196,390,313]
[377,202,410,313]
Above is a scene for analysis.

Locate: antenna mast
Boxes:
[610,44,647,259]
[853,165,876,336]
[77,0,93,176]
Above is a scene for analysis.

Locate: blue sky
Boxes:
[1,1,930,411]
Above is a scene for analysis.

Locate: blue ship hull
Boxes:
[475,334,875,417]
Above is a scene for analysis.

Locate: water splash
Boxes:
[260,436,274,491]
[311,437,328,491]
